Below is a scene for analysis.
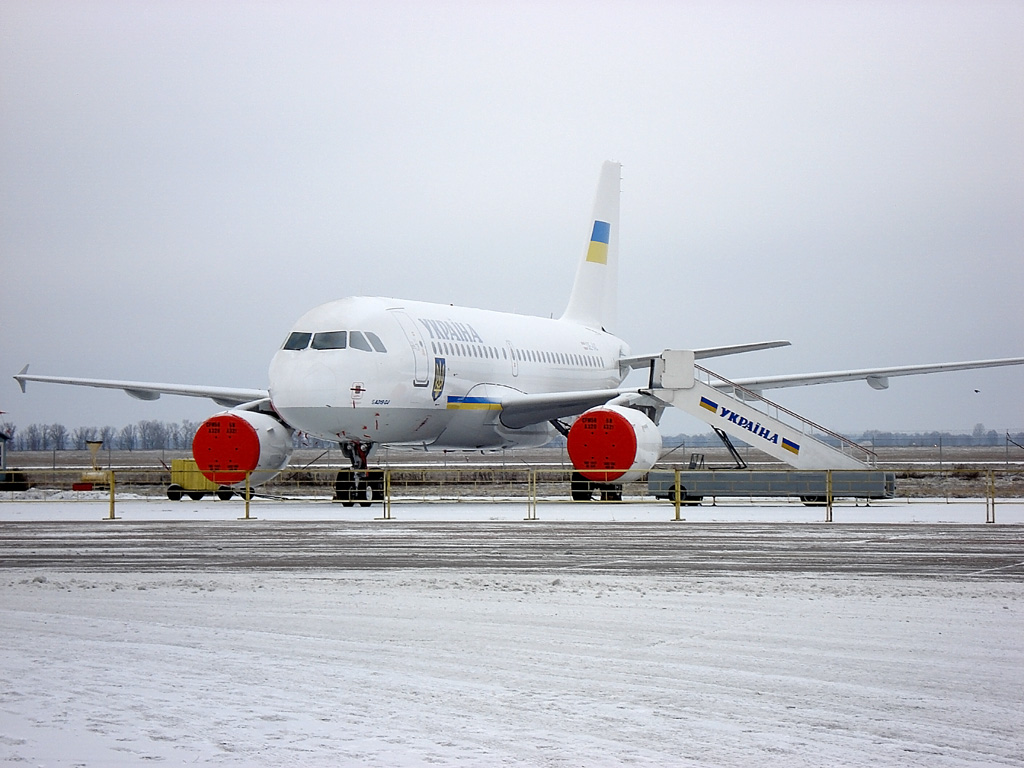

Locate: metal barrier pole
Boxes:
[673,468,682,521]
[526,469,537,520]
[986,470,996,524]
[240,472,254,520]
[105,470,118,520]
[378,469,392,520]
[825,470,833,523]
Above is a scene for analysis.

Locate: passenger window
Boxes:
[349,331,373,352]
[366,332,387,353]
[283,332,312,350]
[312,331,348,350]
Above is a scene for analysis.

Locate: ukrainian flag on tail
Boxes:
[586,220,610,264]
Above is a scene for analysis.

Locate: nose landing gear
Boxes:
[334,441,384,507]
[334,468,385,506]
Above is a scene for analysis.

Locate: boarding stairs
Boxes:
[644,350,876,470]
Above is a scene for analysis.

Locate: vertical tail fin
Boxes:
[561,161,621,331]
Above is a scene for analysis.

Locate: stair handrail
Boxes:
[693,364,878,466]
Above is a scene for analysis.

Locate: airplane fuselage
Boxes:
[268,296,630,450]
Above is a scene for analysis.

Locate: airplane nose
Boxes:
[270,355,340,409]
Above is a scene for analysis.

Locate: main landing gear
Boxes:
[334,441,384,507]
[570,472,623,502]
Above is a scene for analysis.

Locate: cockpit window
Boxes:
[287,329,386,353]
[311,331,348,350]
[365,332,387,353]
[348,331,373,352]
[283,332,311,350]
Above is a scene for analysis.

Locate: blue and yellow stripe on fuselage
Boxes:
[446,396,503,411]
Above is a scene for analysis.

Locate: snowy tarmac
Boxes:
[1,499,1022,766]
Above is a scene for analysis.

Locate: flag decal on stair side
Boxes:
[699,396,718,413]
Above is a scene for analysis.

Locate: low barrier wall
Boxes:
[1,466,1021,523]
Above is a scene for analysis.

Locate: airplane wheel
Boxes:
[800,495,828,506]
[335,470,355,507]
[357,478,374,507]
[670,484,702,505]
[216,487,234,501]
[600,486,623,502]
[570,472,594,501]
[368,470,385,501]
[167,484,183,501]
[187,491,206,501]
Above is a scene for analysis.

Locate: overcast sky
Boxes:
[2,0,1022,438]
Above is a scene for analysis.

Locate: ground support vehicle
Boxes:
[167,458,234,501]
[647,469,896,506]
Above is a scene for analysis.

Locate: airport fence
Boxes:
[1,465,1022,523]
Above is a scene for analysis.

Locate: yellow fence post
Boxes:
[239,472,254,520]
[105,470,118,520]
[986,470,996,524]
[378,469,392,520]
[525,469,537,520]
[825,470,833,523]
[673,468,682,521]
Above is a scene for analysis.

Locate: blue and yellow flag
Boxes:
[586,220,610,264]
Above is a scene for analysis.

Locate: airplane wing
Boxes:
[499,355,1024,429]
[729,357,1024,392]
[13,366,268,408]
[620,341,790,369]
[498,388,632,429]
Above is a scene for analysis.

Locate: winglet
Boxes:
[14,365,29,394]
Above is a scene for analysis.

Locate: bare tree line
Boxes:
[0,420,339,452]
[0,420,202,452]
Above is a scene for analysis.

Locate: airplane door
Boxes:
[506,340,519,378]
[391,311,431,387]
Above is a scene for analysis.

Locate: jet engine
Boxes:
[566,404,662,484]
[192,410,294,488]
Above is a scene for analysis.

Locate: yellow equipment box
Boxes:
[170,458,219,492]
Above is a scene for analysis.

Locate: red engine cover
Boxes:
[192,413,261,485]
[567,408,639,483]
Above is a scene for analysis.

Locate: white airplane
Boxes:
[14,162,1024,503]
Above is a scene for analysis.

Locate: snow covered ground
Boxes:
[1,499,1022,766]
[0,493,1021,524]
